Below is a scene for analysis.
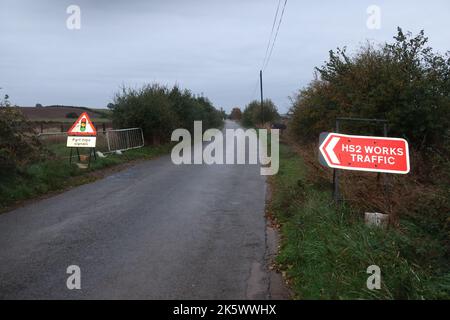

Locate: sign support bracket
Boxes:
[333,119,341,203]
[332,117,389,204]
[88,148,97,168]
[69,147,81,164]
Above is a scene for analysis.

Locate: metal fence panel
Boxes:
[37,128,144,158]
[105,128,144,152]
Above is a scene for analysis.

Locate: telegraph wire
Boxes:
[263,0,288,70]
[261,0,282,70]
[249,0,288,102]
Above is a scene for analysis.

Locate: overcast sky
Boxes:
[1,0,449,113]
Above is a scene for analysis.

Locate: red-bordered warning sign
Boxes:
[67,112,97,136]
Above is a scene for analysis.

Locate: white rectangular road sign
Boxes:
[67,136,97,148]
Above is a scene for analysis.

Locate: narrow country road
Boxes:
[0,120,270,299]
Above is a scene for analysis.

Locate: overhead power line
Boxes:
[250,0,288,101]
[263,0,288,70]
[261,0,282,70]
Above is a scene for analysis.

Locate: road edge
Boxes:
[265,180,292,300]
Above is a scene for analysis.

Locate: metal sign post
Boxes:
[333,119,340,202]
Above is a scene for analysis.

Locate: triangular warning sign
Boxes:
[67,112,97,136]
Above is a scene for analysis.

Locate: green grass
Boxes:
[0,144,173,212]
[269,143,450,299]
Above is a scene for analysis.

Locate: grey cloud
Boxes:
[0,0,449,113]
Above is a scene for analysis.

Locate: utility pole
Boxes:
[260,70,264,127]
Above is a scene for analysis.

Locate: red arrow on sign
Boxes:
[319,133,410,174]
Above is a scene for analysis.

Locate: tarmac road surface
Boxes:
[0,120,271,299]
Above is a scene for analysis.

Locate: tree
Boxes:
[0,94,10,107]
[0,94,42,176]
[290,28,450,150]
[229,107,242,120]
[242,99,279,127]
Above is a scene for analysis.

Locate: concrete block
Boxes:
[365,212,389,228]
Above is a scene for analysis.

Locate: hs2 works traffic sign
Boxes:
[319,132,410,174]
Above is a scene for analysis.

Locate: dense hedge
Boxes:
[286,29,450,296]
[289,28,450,151]
[109,84,223,143]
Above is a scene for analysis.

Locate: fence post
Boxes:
[106,130,111,152]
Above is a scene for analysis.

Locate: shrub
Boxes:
[109,84,223,143]
[0,104,43,177]
[109,84,177,143]
[169,86,223,133]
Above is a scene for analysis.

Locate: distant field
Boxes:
[28,117,111,123]
[17,106,113,133]
[19,106,111,122]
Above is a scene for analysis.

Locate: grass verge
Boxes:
[0,144,173,212]
[268,142,449,299]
